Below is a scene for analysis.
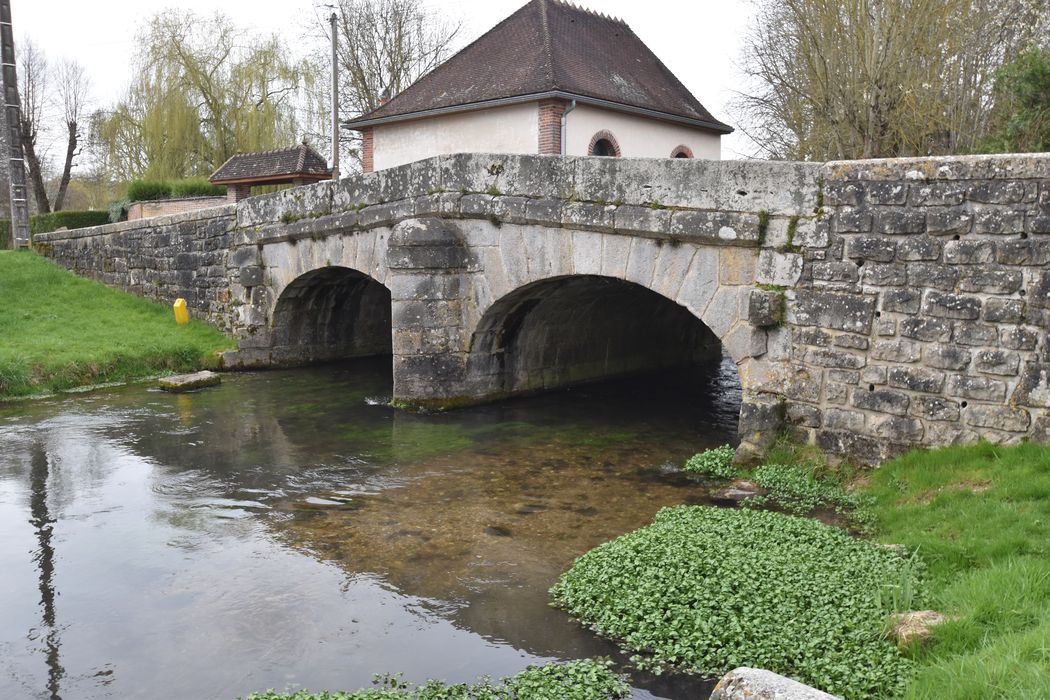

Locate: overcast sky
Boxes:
[14,0,756,158]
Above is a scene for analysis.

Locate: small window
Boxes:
[671,145,694,159]
[587,130,621,157]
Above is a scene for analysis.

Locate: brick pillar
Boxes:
[226,184,251,203]
[538,99,568,155]
[361,127,375,173]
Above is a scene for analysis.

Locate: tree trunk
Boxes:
[21,122,50,214]
[53,121,77,212]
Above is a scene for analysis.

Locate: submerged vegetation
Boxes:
[550,506,917,699]
[0,251,231,399]
[242,660,630,699]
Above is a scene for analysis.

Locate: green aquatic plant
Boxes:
[241,659,630,699]
[682,444,737,478]
[550,506,919,699]
[746,463,872,514]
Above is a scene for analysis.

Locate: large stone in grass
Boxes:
[889,610,949,647]
[710,668,842,700]
[159,371,221,392]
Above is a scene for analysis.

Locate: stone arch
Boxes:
[466,274,727,396]
[671,145,694,159]
[268,265,392,365]
[587,130,622,157]
[459,227,771,447]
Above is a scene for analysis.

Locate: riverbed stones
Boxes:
[709,668,841,700]
[158,371,221,392]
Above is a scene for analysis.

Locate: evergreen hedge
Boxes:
[127,178,226,202]
[29,210,112,235]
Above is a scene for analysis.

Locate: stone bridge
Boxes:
[37,152,1050,463]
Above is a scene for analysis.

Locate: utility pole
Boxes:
[1,0,29,248]
[330,11,340,180]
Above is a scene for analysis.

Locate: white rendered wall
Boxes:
[373,103,539,170]
[565,104,722,160]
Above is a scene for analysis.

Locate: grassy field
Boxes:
[0,250,232,399]
[865,442,1050,699]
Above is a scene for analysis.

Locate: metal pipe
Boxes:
[330,11,340,180]
[560,99,577,156]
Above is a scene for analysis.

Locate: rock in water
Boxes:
[710,668,842,700]
[158,371,222,393]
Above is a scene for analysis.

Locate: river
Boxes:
[0,357,740,699]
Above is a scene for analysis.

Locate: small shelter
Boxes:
[210,144,332,203]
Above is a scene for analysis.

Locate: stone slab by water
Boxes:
[159,370,221,392]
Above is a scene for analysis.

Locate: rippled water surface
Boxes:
[0,358,740,700]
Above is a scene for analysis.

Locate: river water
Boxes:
[0,358,740,700]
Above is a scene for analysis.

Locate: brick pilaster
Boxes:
[361,127,375,173]
[538,99,568,154]
[227,184,251,203]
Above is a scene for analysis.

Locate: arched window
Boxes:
[587,130,622,157]
[671,145,694,159]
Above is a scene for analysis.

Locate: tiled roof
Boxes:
[346,0,731,133]
[210,144,331,184]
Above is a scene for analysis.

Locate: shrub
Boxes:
[682,444,736,478]
[126,179,173,202]
[109,199,131,223]
[550,506,919,699]
[0,219,10,248]
[240,659,630,699]
[29,210,111,235]
[171,178,226,198]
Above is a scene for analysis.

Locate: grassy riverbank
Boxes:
[0,250,232,399]
[866,442,1050,698]
[552,441,1050,699]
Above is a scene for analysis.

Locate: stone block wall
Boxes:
[36,205,239,332]
[765,155,1050,462]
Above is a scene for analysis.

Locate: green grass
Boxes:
[241,660,630,699]
[550,506,918,699]
[864,442,1050,699]
[0,250,232,398]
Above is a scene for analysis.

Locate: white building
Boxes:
[345,0,732,172]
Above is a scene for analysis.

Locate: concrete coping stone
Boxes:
[35,205,237,243]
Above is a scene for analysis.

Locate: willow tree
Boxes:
[733,0,1048,160]
[95,11,312,181]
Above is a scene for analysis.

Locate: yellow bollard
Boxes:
[173,298,190,325]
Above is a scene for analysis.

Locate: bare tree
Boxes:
[18,37,51,213]
[52,59,89,212]
[308,0,461,170]
[733,0,1047,160]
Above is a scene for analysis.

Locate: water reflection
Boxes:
[0,358,740,699]
[29,441,64,700]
